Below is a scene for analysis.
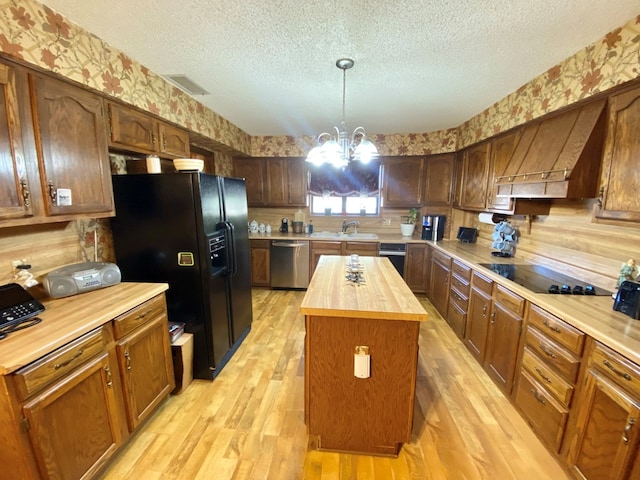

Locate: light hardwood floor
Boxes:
[98,289,570,480]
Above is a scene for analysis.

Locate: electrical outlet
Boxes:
[383,218,391,226]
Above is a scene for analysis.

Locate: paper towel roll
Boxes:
[478,213,495,224]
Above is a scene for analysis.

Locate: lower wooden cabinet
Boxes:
[446,260,471,338]
[464,271,493,363]
[565,340,640,479]
[404,243,429,293]
[428,250,451,316]
[250,239,271,287]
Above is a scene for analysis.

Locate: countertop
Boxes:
[300,255,428,322]
[0,282,169,375]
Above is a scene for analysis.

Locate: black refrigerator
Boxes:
[110,172,253,380]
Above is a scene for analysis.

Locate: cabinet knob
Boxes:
[47,180,57,205]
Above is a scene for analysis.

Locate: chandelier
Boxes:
[305,58,379,168]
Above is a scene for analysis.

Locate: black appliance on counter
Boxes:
[479,263,612,296]
[614,281,640,319]
[111,173,253,380]
[422,215,446,241]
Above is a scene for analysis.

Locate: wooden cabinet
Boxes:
[447,260,471,338]
[424,153,455,206]
[233,157,306,207]
[405,243,429,293]
[343,241,378,258]
[457,141,491,211]
[566,340,640,479]
[310,241,342,276]
[250,239,271,287]
[484,284,524,395]
[597,84,640,221]
[429,249,451,316]
[107,102,190,159]
[113,295,174,431]
[382,156,425,207]
[514,304,585,453]
[486,130,520,212]
[0,60,31,221]
[464,270,494,363]
[29,73,114,217]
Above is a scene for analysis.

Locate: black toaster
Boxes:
[613,281,640,320]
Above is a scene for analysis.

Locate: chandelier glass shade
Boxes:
[306,59,379,168]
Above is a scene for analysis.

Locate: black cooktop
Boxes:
[478,263,612,296]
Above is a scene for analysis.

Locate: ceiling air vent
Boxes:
[163,74,210,96]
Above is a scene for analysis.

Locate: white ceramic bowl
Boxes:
[173,158,204,172]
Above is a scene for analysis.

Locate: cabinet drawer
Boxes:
[431,249,451,268]
[449,285,468,313]
[591,342,640,398]
[452,260,471,282]
[494,284,525,316]
[450,273,470,297]
[527,304,585,356]
[526,326,581,382]
[12,327,106,401]
[521,347,574,406]
[344,241,379,255]
[447,299,466,338]
[113,294,167,339]
[251,239,270,248]
[514,369,568,453]
[471,270,493,296]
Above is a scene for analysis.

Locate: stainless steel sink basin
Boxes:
[309,232,378,239]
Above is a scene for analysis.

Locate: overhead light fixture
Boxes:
[306,58,379,168]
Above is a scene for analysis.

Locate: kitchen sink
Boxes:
[309,232,378,239]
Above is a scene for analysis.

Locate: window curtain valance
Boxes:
[308,161,381,197]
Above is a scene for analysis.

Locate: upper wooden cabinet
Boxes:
[382,156,425,207]
[424,153,455,207]
[30,73,114,218]
[0,60,31,221]
[233,157,306,207]
[596,84,640,221]
[486,131,520,212]
[107,102,190,159]
[457,141,491,211]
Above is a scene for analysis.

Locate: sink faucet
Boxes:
[342,220,359,233]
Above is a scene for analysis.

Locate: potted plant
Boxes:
[400,208,418,236]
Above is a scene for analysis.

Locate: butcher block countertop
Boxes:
[430,240,640,365]
[300,255,428,322]
[0,282,168,375]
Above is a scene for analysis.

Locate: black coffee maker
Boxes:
[421,215,446,241]
[280,217,288,233]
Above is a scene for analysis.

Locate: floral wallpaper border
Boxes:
[0,0,638,158]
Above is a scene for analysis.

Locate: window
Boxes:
[308,161,381,216]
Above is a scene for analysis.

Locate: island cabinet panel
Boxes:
[306,315,420,455]
[565,340,640,479]
[596,83,640,221]
[29,73,113,217]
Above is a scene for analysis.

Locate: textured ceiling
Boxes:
[40,0,640,137]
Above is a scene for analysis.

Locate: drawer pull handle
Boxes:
[539,344,556,359]
[47,181,57,205]
[134,309,152,321]
[104,365,113,387]
[53,349,84,369]
[490,312,495,324]
[530,388,546,405]
[482,304,487,317]
[603,359,632,381]
[542,320,561,333]
[124,350,132,371]
[535,367,552,383]
[623,418,635,445]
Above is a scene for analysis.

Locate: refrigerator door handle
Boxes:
[225,221,238,276]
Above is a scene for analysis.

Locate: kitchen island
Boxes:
[300,255,428,456]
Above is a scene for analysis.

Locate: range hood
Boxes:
[495,98,606,199]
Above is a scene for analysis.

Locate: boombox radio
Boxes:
[44,262,121,299]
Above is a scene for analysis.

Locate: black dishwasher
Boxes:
[378,243,406,277]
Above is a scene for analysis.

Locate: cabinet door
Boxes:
[405,243,428,293]
[234,158,266,206]
[424,153,455,206]
[458,141,491,210]
[158,122,190,158]
[250,239,271,287]
[568,368,640,479]
[265,158,288,205]
[597,85,640,221]
[23,352,122,480]
[287,158,307,205]
[484,300,523,394]
[30,74,113,216]
[382,157,425,207]
[107,102,157,153]
[0,61,32,220]
[429,255,451,316]
[487,130,519,212]
[116,314,174,431]
[465,286,492,363]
